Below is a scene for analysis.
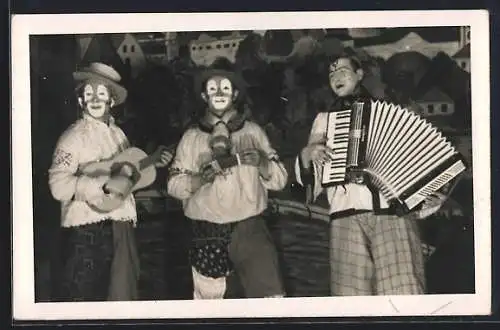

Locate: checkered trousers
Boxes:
[329,212,425,296]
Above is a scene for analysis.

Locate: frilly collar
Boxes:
[82,113,115,127]
[198,107,251,133]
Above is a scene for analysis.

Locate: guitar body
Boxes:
[82,148,157,190]
[82,147,159,213]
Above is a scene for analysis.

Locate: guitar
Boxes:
[82,144,175,213]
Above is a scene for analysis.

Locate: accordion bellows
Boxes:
[321,100,467,214]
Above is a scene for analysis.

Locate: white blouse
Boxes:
[167,121,288,224]
[48,114,137,228]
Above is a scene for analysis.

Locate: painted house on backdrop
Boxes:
[414,86,455,118]
[114,33,146,78]
[354,27,463,60]
[453,43,471,73]
[412,84,473,178]
[348,28,384,39]
[133,33,170,64]
[190,31,246,66]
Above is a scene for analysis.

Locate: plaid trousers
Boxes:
[329,211,425,296]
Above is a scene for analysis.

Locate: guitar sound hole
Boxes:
[120,164,134,177]
[103,185,111,194]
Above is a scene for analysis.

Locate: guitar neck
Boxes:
[138,144,176,171]
[138,156,157,171]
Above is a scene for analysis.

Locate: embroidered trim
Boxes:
[169,167,196,176]
[61,216,136,228]
[268,153,280,162]
[53,149,73,168]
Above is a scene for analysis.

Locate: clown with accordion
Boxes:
[294,55,466,296]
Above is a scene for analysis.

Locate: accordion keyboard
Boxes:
[322,110,352,184]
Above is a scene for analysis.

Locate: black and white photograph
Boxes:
[12,11,491,320]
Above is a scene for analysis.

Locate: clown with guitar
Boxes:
[48,62,173,302]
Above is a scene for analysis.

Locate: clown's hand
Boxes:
[199,161,219,183]
[239,149,263,167]
[154,147,174,168]
[239,149,271,179]
[411,192,447,220]
[300,143,335,169]
[189,165,218,193]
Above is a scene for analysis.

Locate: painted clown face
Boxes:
[78,81,115,119]
[203,76,238,117]
[328,58,363,97]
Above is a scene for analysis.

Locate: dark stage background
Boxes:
[29,28,475,301]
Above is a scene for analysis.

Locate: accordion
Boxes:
[321,100,467,214]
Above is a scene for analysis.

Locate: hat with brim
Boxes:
[193,57,248,98]
[73,62,128,106]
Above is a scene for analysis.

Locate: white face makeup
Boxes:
[79,82,113,119]
[204,76,234,116]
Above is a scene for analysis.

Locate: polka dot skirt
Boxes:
[190,220,237,279]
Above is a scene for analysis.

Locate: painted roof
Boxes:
[185,30,249,42]
[348,28,383,39]
[325,28,350,35]
[133,32,165,42]
[80,34,126,73]
[414,86,453,103]
[109,34,126,49]
[453,43,471,58]
[354,27,459,48]
[324,28,352,41]
[83,33,142,51]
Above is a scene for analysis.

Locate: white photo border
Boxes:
[11,10,491,321]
